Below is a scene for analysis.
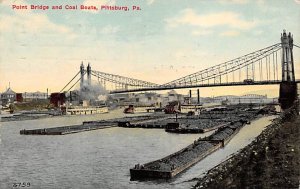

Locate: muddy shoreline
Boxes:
[193,105,300,189]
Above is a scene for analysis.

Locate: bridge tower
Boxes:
[279,30,298,110]
[80,62,85,91]
[87,63,91,87]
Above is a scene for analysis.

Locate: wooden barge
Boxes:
[130,140,222,179]
[117,115,176,128]
[118,116,230,133]
[19,115,172,135]
[118,119,171,129]
[20,122,117,135]
[1,114,51,122]
[130,121,247,180]
[164,121,230,134]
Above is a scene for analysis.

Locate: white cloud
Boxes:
[166,9,257,30]
[191,30,213,36]
[0,1,73,35]
[218,0,249,4]
[147,0,155,5]
[253,30,263,36]
[256,0,266,6]
[220,30,240,37]
[100,25,120,34]
[294,0,300,4]
[0,13,73,39]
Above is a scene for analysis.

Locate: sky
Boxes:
[0,0,300,97]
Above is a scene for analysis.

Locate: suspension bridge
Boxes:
[60,30,300,109]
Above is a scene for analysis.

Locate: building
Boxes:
[132,93,162,107]
[50,93,66,107]
[1,88,16,105]
[109,90,186,107]
[16,93,23,102]
[22,92,48,100]
[160,90,184,106]
[213,94,270,104]
[109,93,135,106]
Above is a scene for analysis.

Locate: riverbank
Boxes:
[194,106,299,189]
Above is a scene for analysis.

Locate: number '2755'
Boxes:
[13,182,30,187]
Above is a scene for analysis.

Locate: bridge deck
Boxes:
[110,80,300,94]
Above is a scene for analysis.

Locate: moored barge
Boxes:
[130,121,247,180]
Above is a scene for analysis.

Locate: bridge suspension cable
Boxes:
[91,70,159,89]
[294,44,300,49]
[59,71,86,93]
[66,72,86,93]
[162,43,282,87]
[59,71,81,93]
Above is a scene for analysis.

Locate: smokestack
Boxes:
[80,62,85,91]
[197,89,200,104]
[87,63,91,87]
[70,91,72,102]
[189,90,192,104]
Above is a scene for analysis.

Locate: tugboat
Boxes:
[124,105,134,114]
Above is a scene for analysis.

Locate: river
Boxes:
[0,109,275,189]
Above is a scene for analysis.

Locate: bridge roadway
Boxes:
[110,79,300,94]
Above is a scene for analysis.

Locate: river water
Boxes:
[0,109,275,189]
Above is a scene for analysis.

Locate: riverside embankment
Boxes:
[194,104,299,189]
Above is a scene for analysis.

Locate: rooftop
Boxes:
[2,88,16,95]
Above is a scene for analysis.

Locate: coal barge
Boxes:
[130,140,222,179]
[130,119,254,180]
[20,114,172,135]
